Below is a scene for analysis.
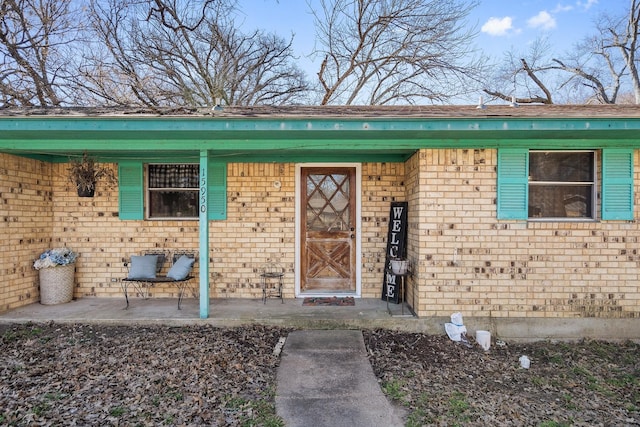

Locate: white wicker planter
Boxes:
[39,264,75,305]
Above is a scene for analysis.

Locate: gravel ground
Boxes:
[1,323,638,426]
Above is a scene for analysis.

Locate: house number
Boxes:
[200,168,207,213]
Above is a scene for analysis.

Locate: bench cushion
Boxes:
[167,255,195,280]
[127,255,158,279]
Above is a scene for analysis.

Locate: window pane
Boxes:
[530,152,594,182]
[306,173,350,231]
[147,164,199,219]
[149,190,199,218]
[149,164,199,188]
[529,185,592,218]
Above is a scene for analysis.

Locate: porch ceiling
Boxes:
[1,105,640,163]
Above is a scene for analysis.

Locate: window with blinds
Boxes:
[147,164,199,219]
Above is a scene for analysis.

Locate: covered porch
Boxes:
[0,297,427,331]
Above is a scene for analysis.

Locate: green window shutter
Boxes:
[207,162,227,220]
[497,148,529,220]
[118,161,144,220]
[602,148,634,220]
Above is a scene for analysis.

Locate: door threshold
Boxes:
[298,293,359,298]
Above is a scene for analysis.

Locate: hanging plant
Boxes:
[67,152,118,197]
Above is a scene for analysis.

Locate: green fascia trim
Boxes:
[0,116,640,139]
[1,137,639,151]
[6,151,413,164]
[1,116,639,132]
[0,129,638,143]
[1,117,640,162]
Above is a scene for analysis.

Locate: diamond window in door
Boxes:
[306,173,350,232]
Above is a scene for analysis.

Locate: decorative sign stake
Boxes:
[381,201,408,303]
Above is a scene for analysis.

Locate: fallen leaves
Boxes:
[364,329,640,426]
[1,323,639,426]
[0,323,290,426]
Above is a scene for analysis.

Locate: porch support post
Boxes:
[199,150,210,318]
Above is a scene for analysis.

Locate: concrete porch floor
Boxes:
[2,297,638,341]
[3,297,640,341]
[0,297,444,333]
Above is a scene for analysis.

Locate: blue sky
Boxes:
[239,0,625,84]
[475,0,613,58]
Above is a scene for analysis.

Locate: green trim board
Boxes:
[1,115,639,134]
[198,151,210,319]
[2,110,640,165]
[1,115,640,161]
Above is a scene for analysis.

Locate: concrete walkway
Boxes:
[276,330,405,427]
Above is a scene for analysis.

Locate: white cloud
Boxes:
[553,4,574,13]
[527,11,557,30]
[577,0,598,10]
[481,16,514,36]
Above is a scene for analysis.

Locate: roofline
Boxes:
[2,104,640,119]
[1,105,640,163]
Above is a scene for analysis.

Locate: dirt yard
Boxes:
[1,323,638,426]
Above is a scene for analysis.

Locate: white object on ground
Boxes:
[476,330,491,351]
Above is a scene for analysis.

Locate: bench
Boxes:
[121,251,197,309]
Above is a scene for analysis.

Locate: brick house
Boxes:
[1,105,639,336]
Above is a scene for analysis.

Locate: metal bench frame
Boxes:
[121,251,197,309]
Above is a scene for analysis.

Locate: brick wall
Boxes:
[3,150,639,320]
[50,162,200,300]
[40,161,404,301]
[219,162,404,299]
[0,154,53,310]
[217,163,295,298]
[409,148,640,319]
[361,163,406,297]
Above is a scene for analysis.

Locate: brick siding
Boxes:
[2,150,639,319]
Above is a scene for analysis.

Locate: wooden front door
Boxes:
[300,167,357,293]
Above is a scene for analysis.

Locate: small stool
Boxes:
[260,262,284,304]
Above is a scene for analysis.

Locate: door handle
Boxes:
[350,234,355,239]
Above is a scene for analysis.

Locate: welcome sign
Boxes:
[381,201,408,303]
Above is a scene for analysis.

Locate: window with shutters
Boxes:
[528,151,596,219]
[497,148,634,221]
[118,161,226,221]
[147,164,199,219]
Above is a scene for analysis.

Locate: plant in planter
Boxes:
[34,247,79,305]
[33,247,79,270]
[67,152,118,197]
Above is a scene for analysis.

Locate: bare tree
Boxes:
[78,0,309,107]
[0,0,79,107]
[595,0,640,103]
[484,1,640,105]
[483,38,558,104]
[550,41,625,105]
[311,0,484,105]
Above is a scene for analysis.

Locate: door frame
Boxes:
[295,163,362,298]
